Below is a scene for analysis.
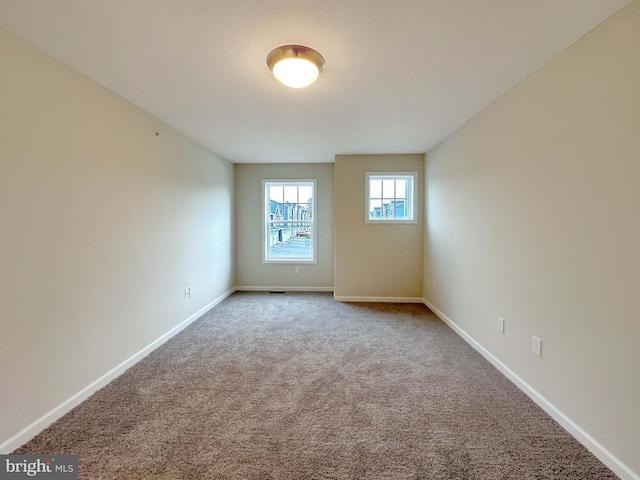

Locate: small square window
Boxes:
[365,172,417,223]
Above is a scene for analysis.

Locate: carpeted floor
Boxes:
[15,292,616,479]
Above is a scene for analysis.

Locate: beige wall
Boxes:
[0,28,234,447]
[424,1,640,476]
[234,163,334,289]
[335,154,424,299]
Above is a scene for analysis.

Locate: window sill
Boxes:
[365,219,417,224]
[262,259,317,264]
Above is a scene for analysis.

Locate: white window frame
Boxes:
[365,172,417,224]
[262,179,317,264]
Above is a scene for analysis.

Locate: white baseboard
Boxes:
[0,287,236,454]
[422,298,639,480]
[334,296,424,303]
[235,286,334,292]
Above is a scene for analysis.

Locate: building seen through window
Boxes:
[263,180,316,262]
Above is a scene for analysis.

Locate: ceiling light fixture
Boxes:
[266,45,325,89]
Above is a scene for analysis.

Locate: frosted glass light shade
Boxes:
[273,58,319,88]
[267,45,325,89]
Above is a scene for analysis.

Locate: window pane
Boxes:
[370,179,382,198]
[268,222,312,259]
[382,179,395,198]
[392,200,407,218]
[284,185,298,204]
[382,199,395,217]
[269,186,283,203]
[369,199,382,218]
[298,203,311,219]
[395,179,407,199]
[299,185,313,203]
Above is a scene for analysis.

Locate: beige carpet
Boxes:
[15,292,616,479]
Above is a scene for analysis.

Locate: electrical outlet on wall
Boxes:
[497,317,504,333]
[531,336,542,357]
[189,286,193,297]
[184,288,190,299]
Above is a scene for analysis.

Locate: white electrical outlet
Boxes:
[295,266,300,274]
[497,317,504,333]
[531,336,542,357]
[184,288,189,299]
[189,286,193,297]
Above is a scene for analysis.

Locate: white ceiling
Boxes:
[0,0,631,163]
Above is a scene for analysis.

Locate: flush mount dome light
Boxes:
[266,45,325,88]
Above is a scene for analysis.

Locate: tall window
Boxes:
[365,172,417,223]
[263,180,316,263]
